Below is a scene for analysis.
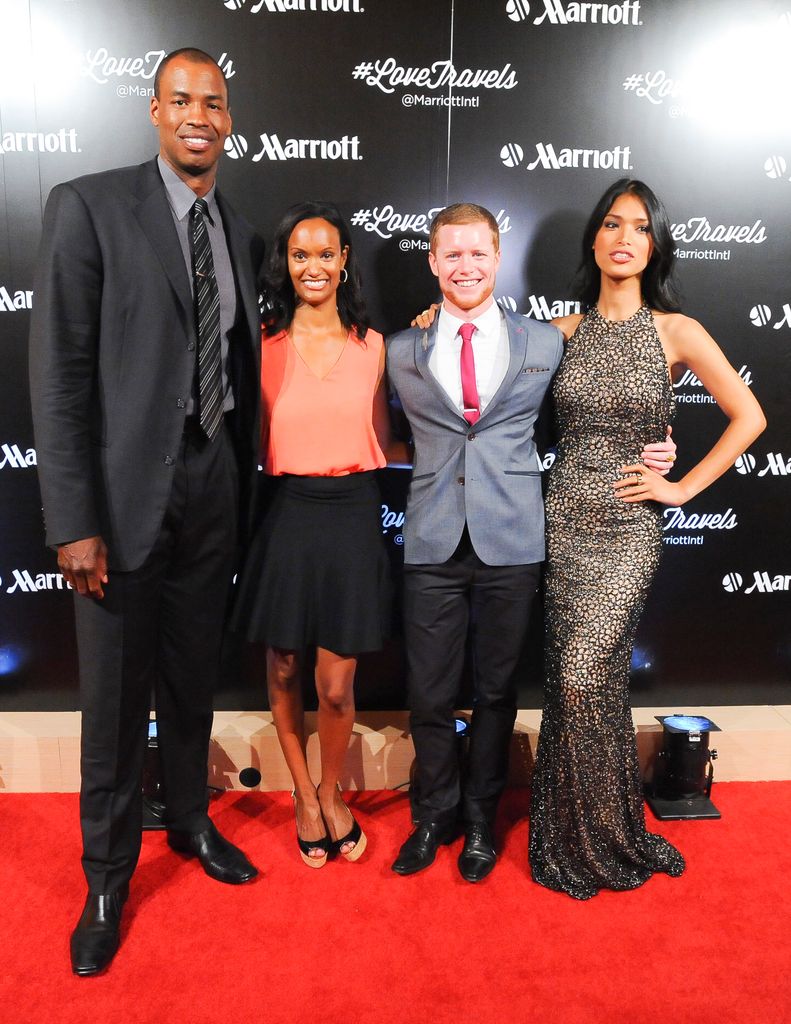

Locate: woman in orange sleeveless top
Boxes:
[233,202,407,867]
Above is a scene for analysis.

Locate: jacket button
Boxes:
[467,432,476,441]
[164,455,174,466]
[187,342,196,352]
[457,477,465,486]
[177,398,186,408]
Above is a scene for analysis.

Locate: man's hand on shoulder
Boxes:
[550,313,584,342]
[411,303,441,330]
[57,536,109,599]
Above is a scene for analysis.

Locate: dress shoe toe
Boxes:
[392,821,455,876]
[168,822,257,884]
[70,885,128,976]
[458,823,497,883]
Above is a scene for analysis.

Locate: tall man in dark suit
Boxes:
[386,204,564,883]
[29,49,265,975]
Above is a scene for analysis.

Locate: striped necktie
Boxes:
[190,197,223,441]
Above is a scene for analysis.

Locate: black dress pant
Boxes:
[74,422,238,893]
[402,528,540,827]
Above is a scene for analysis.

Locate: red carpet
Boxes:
[1,784,789,1024]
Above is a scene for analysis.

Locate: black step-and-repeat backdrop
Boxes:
[1,0,789,712]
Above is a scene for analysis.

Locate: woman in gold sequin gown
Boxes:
[529,180,766,900]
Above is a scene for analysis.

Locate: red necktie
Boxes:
[459,322,480,424]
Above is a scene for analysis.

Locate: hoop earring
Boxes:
[340,268,348,284]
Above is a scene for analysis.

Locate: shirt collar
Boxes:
[439,298,501,340]
[157,155,218,224]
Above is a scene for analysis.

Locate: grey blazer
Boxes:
[386,307,563,566]
[29,158,265,571]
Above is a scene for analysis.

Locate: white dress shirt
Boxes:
[428,300,509,416]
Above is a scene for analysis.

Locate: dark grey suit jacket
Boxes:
[29,157,265,571]
[387,307,563,566]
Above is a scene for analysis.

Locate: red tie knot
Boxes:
[459,322,477,344]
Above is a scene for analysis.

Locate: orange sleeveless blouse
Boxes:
[260,328,387,477]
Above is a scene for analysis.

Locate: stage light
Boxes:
[239,767,262,788]
[681,14,791,139]
[0,7,80,101]
[646,714,721,821]
[630,645,653,673]
[409,715,470,824]
[454,715,472,779]
[142,719,167,829]
[142,718,227,826]
[0,645,25,676]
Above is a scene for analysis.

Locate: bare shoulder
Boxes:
[362,326,385,347]
[652,311,710,344]
[550,313,584,342]
[652,311,729,373]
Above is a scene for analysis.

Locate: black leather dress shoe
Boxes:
[167,822,258,884]
[70,884,129,976]
[391,820,456,876]
[458,822,497,883]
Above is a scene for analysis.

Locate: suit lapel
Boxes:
[414,317,470,423]
[217,192,261,350]
[477,308,528,423]
[130,160,193,321]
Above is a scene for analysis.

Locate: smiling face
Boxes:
[593,192,654,281]
[428,221,501,319]
[150,57,231,192]
[287,218,349,309]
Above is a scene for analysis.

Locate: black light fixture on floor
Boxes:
[142,718,167,830]
[143,716,229,829]
[646,715,721,821]
[408,715,471,824]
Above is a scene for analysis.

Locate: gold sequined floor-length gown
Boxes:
[529,305,685,900]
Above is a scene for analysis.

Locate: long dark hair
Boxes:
[573,178,682,312]
[264,200,370,337]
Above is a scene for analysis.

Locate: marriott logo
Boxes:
[745,572,791,594]
[734,452,791,476]
[506,0,641,26]
[501,142,632,171]
[251,133,361,161]
[3,570,71,594]
[0,286,33,312]
[0,444,37,470]
[526,295,581,320]
[239,0,364,12]
[527,142,631,170]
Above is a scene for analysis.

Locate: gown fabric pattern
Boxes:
[529,304,685,900]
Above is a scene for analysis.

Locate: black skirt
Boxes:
[232,472,390,653]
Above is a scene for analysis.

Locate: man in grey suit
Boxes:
[29,49,265,974]
[387,203,564,882]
